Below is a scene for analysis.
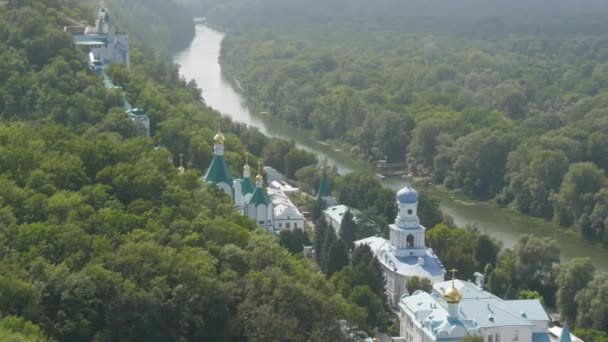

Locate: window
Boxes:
[488,335,493,342]
[512,331,519,342]
[406,234,414,247]
[286,223,291,229]
[407,209,413,215]
[294,223,298,229]
[278,223,282,228]
[496,334,501,342]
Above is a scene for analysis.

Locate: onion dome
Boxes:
[213,131,225,145]
[397,185,418,204]
[444,284,462,304]
[256,173,263,183]
[244,163,251,173]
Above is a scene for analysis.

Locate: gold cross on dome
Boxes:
[450,268,458,280]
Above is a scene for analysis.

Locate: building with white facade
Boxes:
[70,6,130,68]
[67,5,151,136]
[355,184,446,306]
[268,187,305,232]
[324,205,360,234]
[203,130,275,230]
[398,277,551,342]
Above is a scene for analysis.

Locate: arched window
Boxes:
[406,234,414,248]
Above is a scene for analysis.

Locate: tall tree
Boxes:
[575,273,608,331]
[556,258,595,326]
[339,209,357,249]
[326,240,350,276]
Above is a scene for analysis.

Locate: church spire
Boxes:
[177,153,185,175]
[243,156,251,177]
[213,124,226,156]
[255,161,264,187]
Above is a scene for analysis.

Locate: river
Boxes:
[174,24,608,271]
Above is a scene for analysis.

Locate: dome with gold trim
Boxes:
[255,173,264,182]
[214,131,225,145]
[244,163,251,173]
[444,283,462,303]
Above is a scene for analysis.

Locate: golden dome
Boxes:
[244,163,251,172]
[213,131,225,145]
[255,173,263,182]
[444,284,462,304]
[177,165,186,175]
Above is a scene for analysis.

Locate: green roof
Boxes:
[559,325,572,342]
[241,177,255,195]
[318,173,331,197]
[204,155,233,184]
[248,187,271,206]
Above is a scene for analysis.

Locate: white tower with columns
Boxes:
[391,185,427,258]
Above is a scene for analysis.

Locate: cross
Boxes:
[450,268,458,280]
[258,160,262,174]
[179,153,184,167]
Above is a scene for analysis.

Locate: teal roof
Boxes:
[248,187,271,206]
[559,325,572,342]
[319,173,331,197]
[241,177,255,195]
[204,155,233,184]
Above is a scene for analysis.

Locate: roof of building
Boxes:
[432,280,549,326]
[248,187,271,207]
[268,188,304,220]
[239,176,255,195]
[204,155,233,184]
[355,236,445,279]
[559,325,572,342]
[397,185,418,204]
[400,280,550,340]
[324,205,360,225]
[73,34,108,45]
[548,326,583,342]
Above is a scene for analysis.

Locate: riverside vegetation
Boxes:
[195,0,608,250]
[1,0,607,340]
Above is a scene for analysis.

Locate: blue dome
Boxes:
[397,185,418,204]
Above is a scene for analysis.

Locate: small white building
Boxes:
[324,205,360,234]
[268,187,305,232]
[398,278,551,342]
[70,6,130,68]
[355,185,446,306]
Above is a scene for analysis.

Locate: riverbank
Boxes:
[174,23,608,272]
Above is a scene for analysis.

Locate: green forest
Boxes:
[195,0,608,247]
[1,0,608,340]
[0,0,393,340]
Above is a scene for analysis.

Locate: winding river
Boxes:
[174,24,608,271]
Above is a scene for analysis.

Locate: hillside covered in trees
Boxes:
[193,0,608,247]
[0,1,399,340]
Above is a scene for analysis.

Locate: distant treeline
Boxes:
[202,0,608,248]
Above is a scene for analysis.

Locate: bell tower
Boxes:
[390,184,427,257]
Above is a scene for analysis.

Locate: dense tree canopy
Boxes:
[197,0,608,246]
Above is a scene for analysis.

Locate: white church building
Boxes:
[397,276,551,342]
[204,130,307,232]
[355,184,446,306]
